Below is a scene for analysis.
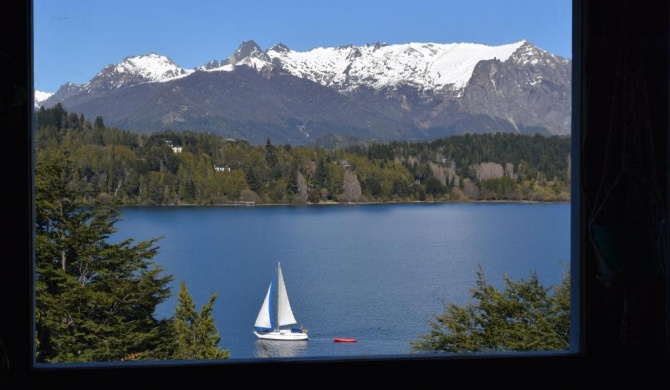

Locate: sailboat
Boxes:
[253,262,308,341]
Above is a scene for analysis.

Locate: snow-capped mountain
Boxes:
[40,40,571,146]
[84,53,192,92]
[36,54,191,107]
[197,39,565,95]
[34,90,53,108]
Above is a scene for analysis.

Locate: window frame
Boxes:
[2,0,669,386]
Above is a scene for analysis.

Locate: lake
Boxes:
[113,202,570,361]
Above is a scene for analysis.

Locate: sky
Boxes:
[33,0,572,93]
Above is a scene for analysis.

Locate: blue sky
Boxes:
[34,0,572,93]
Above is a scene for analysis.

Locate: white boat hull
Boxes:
[254,330,308,341]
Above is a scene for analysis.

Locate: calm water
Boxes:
[113,202,570,361]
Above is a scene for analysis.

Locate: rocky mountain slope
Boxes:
[39,40,571,146]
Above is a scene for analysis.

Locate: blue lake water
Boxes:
[113,202,570,361]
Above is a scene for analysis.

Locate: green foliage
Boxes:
[367,142,394,161]
[35,153,175,362]
[34,153,229,362]
[264,138,278,167]
[172,281,230,360]
[410,265,570,354]
[35,106,571,205]
[424,177,446,198]
[479,177,517,200]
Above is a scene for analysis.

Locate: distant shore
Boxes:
[124,198,571,207]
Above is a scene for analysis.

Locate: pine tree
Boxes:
[410,265,570,353]
[264,138,278,167]
[35,153,174,362]
[313,157,329,188]
[173,281,230,360]
[93,115,105,131]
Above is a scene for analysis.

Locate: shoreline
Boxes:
[123,199,571,207]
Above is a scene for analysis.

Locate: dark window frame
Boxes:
[2,0,668,386]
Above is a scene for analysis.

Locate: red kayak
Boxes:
[333,337,357,343]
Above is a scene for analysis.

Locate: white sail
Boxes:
[276,262,298,327]
[254,282,273,331]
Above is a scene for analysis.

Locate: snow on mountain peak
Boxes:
[191,40,532,93]
[40,40,550,98]
[113,53,192,82]
[34,90,54,108]
[36,39,571,140]
[81,53,193,91]
[35,90,53,102]
[263,40,527,92]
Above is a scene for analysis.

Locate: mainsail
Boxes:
[276,263,298,327]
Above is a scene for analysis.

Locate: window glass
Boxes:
[32,0,573,365]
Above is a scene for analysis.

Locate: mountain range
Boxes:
[37,40,571,146]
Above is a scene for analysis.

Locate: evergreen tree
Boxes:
[264,138,278,167]
[313,157,329,188]
[173,281,230,360]
[410,265,570,353]
[35,153,174,362]
[245,166,263,193]
[424,177,445,198]
[93,115,105,131]
[285,166,298,194]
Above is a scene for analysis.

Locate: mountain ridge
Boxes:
[38,40,571,146]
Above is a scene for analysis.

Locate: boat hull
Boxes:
[254,330,308,341]
[333,338,356,343]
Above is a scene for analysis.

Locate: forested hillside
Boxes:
[36,104,571,205]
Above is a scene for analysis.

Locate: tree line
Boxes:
[36,104,571,206]
[34,104,570,362]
